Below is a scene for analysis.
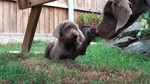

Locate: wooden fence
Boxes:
[0,0,107,34]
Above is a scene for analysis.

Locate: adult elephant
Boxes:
[96,0,149,39]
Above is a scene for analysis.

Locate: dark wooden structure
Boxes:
[18,0,57,52]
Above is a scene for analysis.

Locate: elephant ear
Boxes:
[111,0,132,32]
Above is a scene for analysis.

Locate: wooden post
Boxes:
[68,0,74,21]
[21,5,42,52]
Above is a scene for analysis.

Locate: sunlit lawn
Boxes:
[0,40,149,84]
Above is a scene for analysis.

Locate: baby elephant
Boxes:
[43,20,97,67]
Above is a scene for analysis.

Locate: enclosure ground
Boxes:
[0,41,149,84]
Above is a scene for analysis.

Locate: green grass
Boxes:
[0,40,149,84]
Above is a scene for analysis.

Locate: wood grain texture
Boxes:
[18,0,57,9]
[53,8,58,33]
[0,1,4,33]
[0,0,107,34]
[17,5,23,33]
[10,2,17,33]
[49,7,54,33]
[22,5,42,52]
[36,7,40,34]
[39,8,45,33]
[58,8,63,23]
[3,1,10,33]
[45,7,50,33]
[22,9,29,33]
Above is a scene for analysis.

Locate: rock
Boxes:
[124,22,143,32]
[108,21,144,48]
[124,40,150,57]
[118,22,143,38]
[107,36,137,48]
[120,30,139,38]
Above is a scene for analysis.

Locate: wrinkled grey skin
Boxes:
[97,0,149,39]
[43,20,97,68]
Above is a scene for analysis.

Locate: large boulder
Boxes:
[123,22,143,32]
[124,40,150,57]
[106,20,150,57]
[107,22,142,47]
[118,22,143,38]
[107,36,137,48]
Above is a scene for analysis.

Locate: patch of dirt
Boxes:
[19,57,147,84]
[6,53,30,61]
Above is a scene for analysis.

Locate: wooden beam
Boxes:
[21,5,42,52]
[74,6,101,14]
[18,0,57,9]
[68,0,74,21]
[14,0,101,13]
[44,2,68,8]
